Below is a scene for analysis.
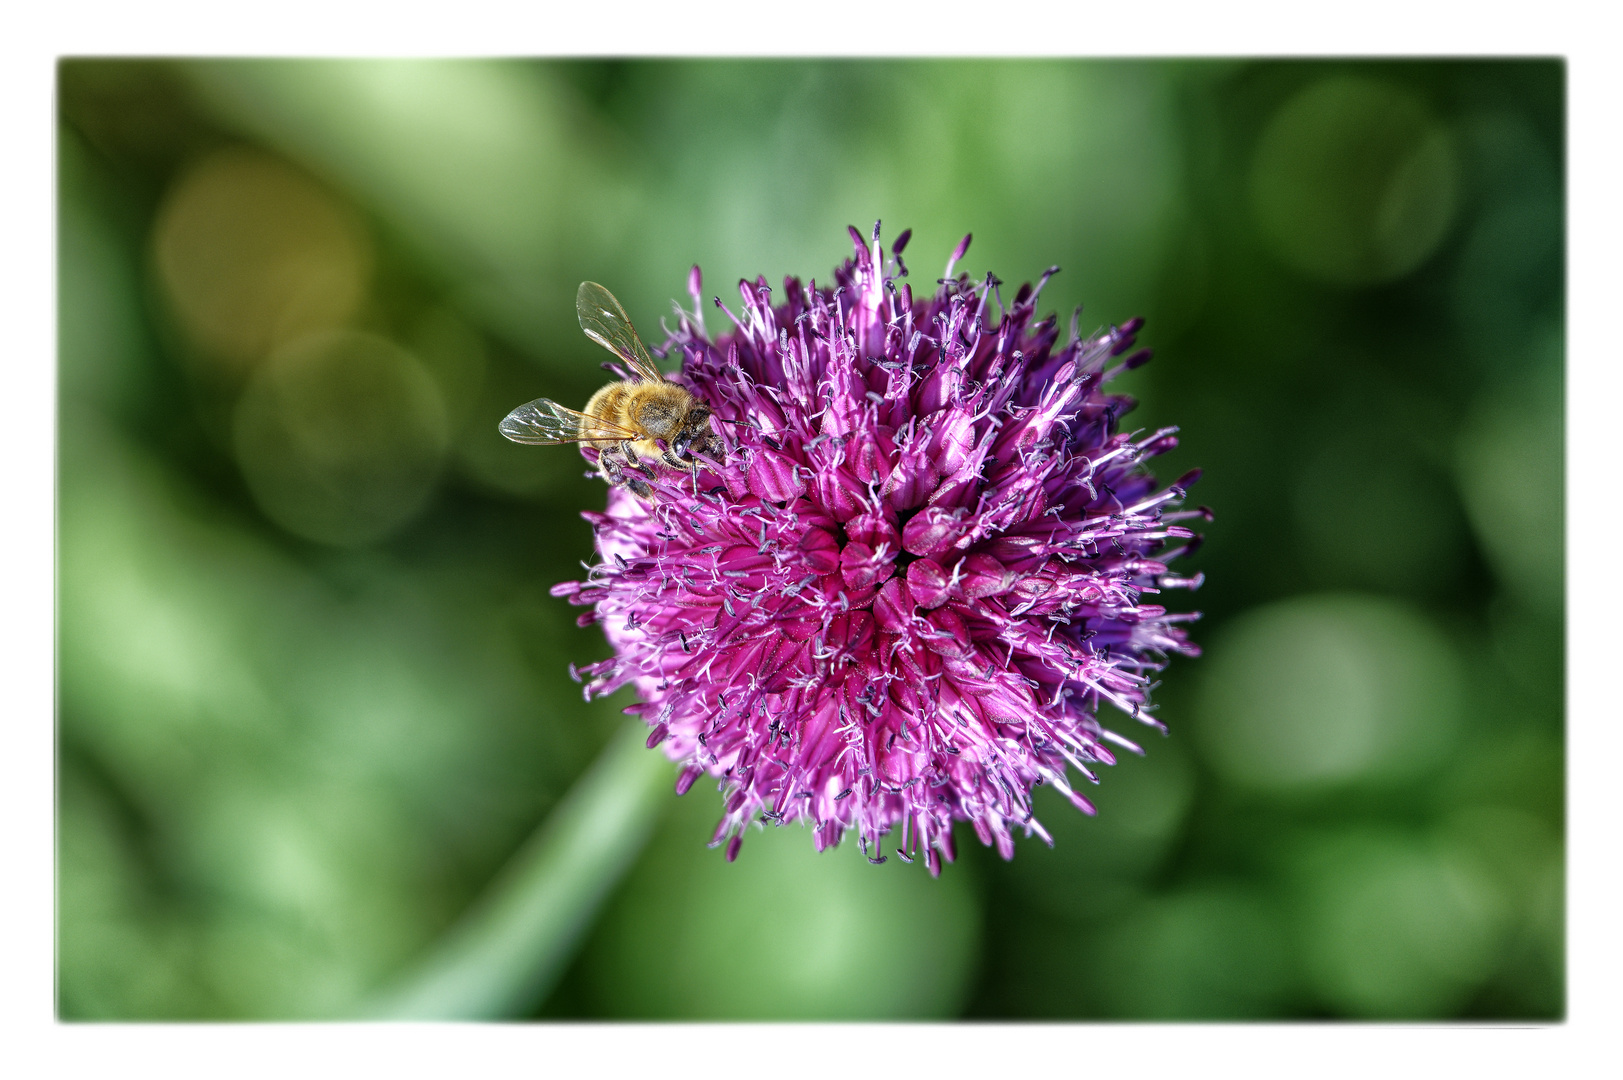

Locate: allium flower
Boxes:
[554,225,1205,874]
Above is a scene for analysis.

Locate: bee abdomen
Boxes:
[583,382,635,446]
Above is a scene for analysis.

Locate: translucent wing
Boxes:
[577,281,666,383]
[499,397,640,445]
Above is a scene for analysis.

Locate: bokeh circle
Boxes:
[233,330,450,546]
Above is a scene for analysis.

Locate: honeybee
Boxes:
[499,281,725,498]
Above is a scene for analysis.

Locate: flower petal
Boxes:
[748,447,806,502]
[874,576,915,633]
[905,557,953,610]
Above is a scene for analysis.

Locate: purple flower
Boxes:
[553,225,1205,873]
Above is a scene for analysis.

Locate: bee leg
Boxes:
[661,449,686,471]
[597,446,632,488]
[616,440,656,482]
[602,454,653,499]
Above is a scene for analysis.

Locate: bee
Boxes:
[499,281,725,498]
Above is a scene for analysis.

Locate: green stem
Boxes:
[362,719,671,1019]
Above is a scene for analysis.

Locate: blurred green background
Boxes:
[57,58,1563,1020]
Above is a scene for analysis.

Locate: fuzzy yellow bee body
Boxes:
[499,282,725,498]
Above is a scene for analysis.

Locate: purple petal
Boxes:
[874,577,915,633]
[839,541,893,591]
[959,553,1017,600]
[905,557,952,610]
[748,448,807,502]
[902,505,968,558]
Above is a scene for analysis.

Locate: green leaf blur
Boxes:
[57,58,1564,1021]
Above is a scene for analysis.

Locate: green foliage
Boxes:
[578,784,981,1020]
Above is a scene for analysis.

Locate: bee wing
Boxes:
[498,397,641,445]
[577,281,667,383]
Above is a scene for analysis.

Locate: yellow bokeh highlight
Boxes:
[153,147,373,370]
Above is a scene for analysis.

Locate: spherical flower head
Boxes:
[554,225,1206,874]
